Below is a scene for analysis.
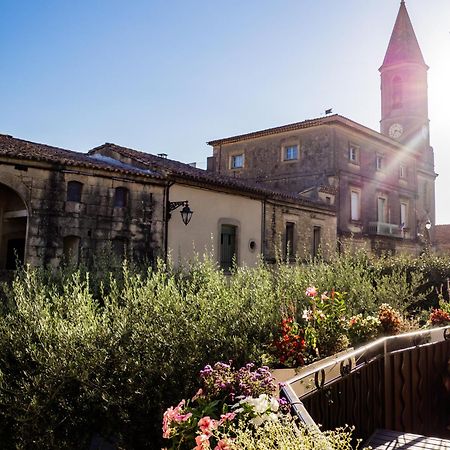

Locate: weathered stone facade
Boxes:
[207,2,437,256]
[0,135,165,271]
[1,135,337,272]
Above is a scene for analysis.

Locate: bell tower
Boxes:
[380,1,436,241]
[380,1,431,162]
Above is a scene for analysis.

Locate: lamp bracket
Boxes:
[169,201,187,212]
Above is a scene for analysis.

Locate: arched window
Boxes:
[114,187,129,208]
[392,76,402,109]
[67,181,83,202]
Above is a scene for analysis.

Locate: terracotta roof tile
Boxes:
[89,143,334,210]
[0,134,162,178]
[206,114,403,147]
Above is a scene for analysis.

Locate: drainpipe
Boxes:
[261,198,267,261]
[163,181,174,264]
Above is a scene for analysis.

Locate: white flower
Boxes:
[270,397,279,413]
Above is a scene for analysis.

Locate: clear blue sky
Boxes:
[1,1,450,222]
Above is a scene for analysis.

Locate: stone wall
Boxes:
[0,162,165,269]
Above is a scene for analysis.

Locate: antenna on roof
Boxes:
[325,108,333,115]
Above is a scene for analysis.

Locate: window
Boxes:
[114,187,129,207]
[67,181,83,202]
[348,145,359,164]
[284,145,298,161]
[399,165,407,179]
[350,189,361,221]
[377,197,387,223]
[376,155,384,171]
[284,222,295,259]
[400,202,408,228]
[230,154,244,169]
[220,224,237,271]
[393,76,402,109]
[312,226,321,258]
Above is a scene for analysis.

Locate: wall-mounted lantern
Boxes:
[169,200,194,226]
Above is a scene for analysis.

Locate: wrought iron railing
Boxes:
[280,326,450,442]
[368,221,402,237]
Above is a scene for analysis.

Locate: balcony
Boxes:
[368,221,402,237]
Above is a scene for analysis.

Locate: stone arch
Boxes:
[0,182,29,270]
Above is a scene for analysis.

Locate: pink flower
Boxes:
[219,412,236,424]
[305,286,317,297]
[198,416,218,435]
[215,438,232,450]
[162,400,191,439]
[195,434,211,449]
[321,292,329,301]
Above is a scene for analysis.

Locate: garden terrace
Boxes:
[281,326,450,447]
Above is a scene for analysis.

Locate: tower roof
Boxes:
[381,1,427,68]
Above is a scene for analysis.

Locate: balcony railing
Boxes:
[280,326,450,443]
[368,221,402,237]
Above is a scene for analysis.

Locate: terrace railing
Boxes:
[280,326,450,442]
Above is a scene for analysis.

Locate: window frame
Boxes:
[284,222,295,259]
[230,154,244,169]
[283,144,299,161]
[114,187,129,208]
[312,226,321,258]
[376,154,384,171]
[348,144,360,165]
[350,188,361,222]
[66,180,83,203]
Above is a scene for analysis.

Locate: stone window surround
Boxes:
[399,164,407,179]
[281,142,300,162]
[217,217,241,267]
[348,143,360,165]
[66,180,83,203]
[114,187,129,208]
[229,153,244,170]
[400,199,409,228]
[376,153,385,171]
[350,187,361,222]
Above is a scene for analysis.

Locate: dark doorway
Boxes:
[220,224,237,271]
[6,238,25,270]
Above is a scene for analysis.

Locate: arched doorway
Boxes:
[0,183,28,270]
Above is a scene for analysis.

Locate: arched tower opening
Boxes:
[0,183,28,270]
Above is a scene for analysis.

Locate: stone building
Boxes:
[0,135,336,273]
[89,143,336,267]
[207,1,437,255]
[0,134,166,271]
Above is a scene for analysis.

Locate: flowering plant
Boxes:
[162,362,286,449]
[272,318,307,367]
[428,308,450,326]
[378,303,404,335]
[272,287,349,366]
[347,314,381,345]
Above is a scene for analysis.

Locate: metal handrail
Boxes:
[281,326,450,420]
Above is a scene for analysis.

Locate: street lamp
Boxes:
[168,200,194,226]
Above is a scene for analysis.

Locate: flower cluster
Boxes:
[347,314,381,345]
[273,287,350,366]
[428,308,450,326]
[272,318,306,367]
[200,361,276,402]
[378,303,403,335]
[162,362,283,449]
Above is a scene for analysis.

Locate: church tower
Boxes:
[380,1,436,236]
[380,1,431,160]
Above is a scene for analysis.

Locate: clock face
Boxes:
[389,123,403,139]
